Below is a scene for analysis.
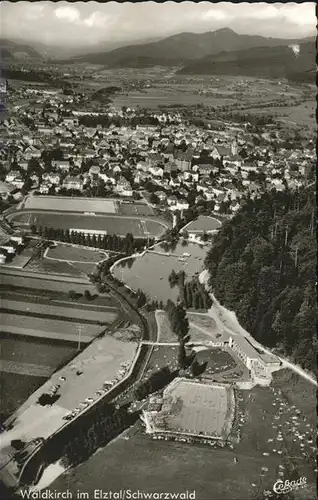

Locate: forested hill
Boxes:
[205,187,317,374]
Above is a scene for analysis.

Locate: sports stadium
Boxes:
[7,196,170,239]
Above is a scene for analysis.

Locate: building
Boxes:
[63,175,84,191]
[228,335,260,371]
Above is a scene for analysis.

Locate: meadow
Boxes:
[0,298,117,323]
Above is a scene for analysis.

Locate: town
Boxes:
[0,3,316,500]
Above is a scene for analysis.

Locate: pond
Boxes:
[113,241,210,303]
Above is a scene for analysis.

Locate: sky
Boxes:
[1,2,316,50]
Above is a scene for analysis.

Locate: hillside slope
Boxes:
[0,39,41,60]
[179,41,316,81]
[62,28,312,68]
[205,187,317,374]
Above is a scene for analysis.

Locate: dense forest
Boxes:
[205,186,316,374]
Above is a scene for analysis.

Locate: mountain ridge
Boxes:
[178,41,315,81]
[59,28,315,67]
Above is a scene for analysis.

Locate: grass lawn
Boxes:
[118,203,155,217]
[156,310,177,342]
[195,348,238,374]
[26,255,83,276]
[187,313,218,332]
[51,430,276,500]
[46,245,107,263]
[143,345,179,380]
[187,312,225,343]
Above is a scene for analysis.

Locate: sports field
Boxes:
[8,211,168,238]
[118,203,155,216]
[0,313,104,342]
[0,299,117,323]
[153,379,234,439]
[22,195,118,214]
[184,216,221,233]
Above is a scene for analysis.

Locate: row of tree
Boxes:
[133,367,175,401]
[31,226,152,254]
[166,300,190,369]
[169,270,212,310]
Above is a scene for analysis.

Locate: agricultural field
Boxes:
[8,211,169,238]
[0,372,47,422]
[112,89,235,109]
[232,100,315,130]
[22,195,118,214]
[0,313,105,342]
[0,298,117,323]
[1,334,77,368]
[0,335,78,420]
[153,379,234,439]
[184,216,221,233]
[0,269,96,294]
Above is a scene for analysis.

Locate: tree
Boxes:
[84,290,92,301]
[150,192,159,205]
[181,229,189,239]
[68,290,77,300]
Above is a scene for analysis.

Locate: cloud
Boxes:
[280,4,315,26]
[54,6,80,24]
[244,5,279,20]
[83,11,109,29]
[0,1,316,49]
[24,4,45,21]
[201,9,228,21]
